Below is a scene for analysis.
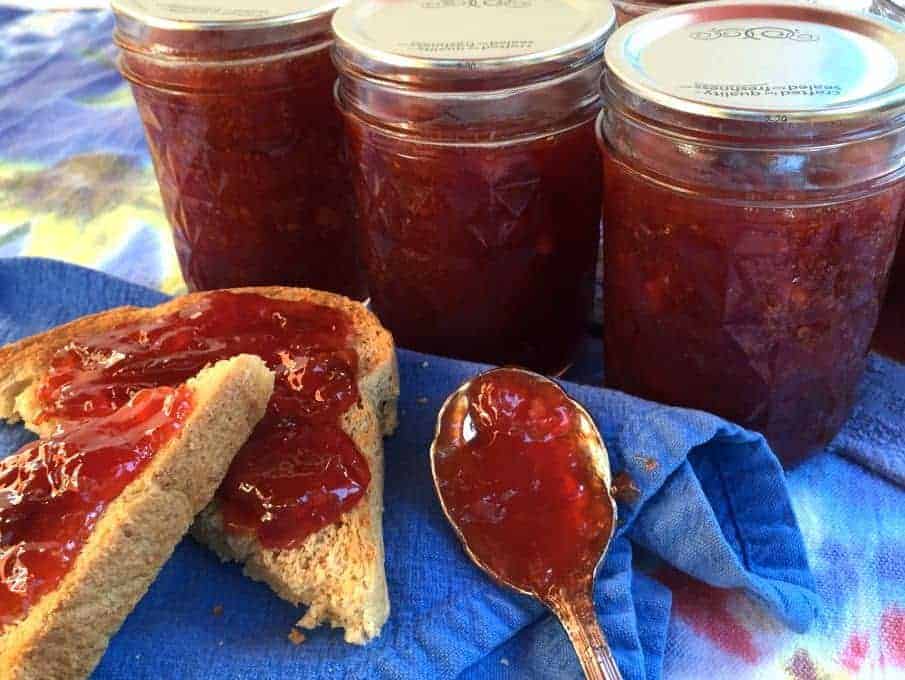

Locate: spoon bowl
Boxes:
[430,367,622,680]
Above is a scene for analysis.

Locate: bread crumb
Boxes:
[416,397,428,404]
[212,605,224,617]
[500,657,509,666]
[636,455,659,473]
[421,361,429,368]
[288,629,306,645]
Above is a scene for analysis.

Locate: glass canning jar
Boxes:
[599,1,905,465]
[333,0,615,375]
[112,0,367,298]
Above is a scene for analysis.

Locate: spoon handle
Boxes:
[549,590,623,680]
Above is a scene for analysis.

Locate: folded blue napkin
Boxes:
[0,257,819,680]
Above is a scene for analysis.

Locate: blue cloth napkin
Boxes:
[0,257,819,680]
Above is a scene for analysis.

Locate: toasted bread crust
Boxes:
[0,355,274,680]
[0,287,399,645]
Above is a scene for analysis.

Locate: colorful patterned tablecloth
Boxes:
[1,7,905,680]
[0,7,184,294]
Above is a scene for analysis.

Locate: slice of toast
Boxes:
[0,354,274,680]
[0,286,400,644]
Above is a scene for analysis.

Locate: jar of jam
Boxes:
[332,0,615,375]
[112,0,367,298]
[599,1,905,465]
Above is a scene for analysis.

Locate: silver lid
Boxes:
[112,0,342,54]
[878,0,905,17]
[332,0,616,86]
[604,0,905,128]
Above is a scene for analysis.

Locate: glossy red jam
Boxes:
[602,150,905,464]
[344,120,601,374]
[117,34,366,298]
[1,385,193,629]
[433,369,613,598]
[36,291,369,550]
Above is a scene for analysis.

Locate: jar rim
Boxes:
[338,81,600,145]
[335,52,603,142]
[596,98,905,200]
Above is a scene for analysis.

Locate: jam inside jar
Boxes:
[599,3,905,465]
[332,0,615,375]
[112,0,366,298]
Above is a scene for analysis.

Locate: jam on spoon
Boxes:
[431,368,621,680]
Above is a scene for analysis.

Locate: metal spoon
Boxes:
[430,367,623,680]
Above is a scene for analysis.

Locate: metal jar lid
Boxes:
[332,0,616,88]
[877,0,905,19]
[112,0,343,55]
[603,0,905,135]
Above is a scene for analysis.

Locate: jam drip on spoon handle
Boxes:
[547,586,623,680]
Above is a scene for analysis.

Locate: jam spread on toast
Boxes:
[36,291,370,550]
[433,370,612,598]
[1,385,193,628]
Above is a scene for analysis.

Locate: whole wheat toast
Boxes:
[0,354,274,680]
[0,286,400,645]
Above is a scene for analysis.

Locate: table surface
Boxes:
[1,6,904,680]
